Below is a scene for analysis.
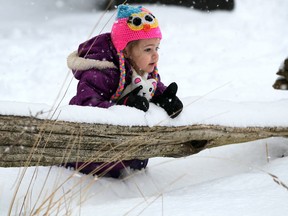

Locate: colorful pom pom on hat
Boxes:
[110,4,162,101]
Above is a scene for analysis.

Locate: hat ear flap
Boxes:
[152,66,159,82]
[110,51,126,101]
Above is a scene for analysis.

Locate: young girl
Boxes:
[66,4,183,178]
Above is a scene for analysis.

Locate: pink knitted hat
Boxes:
[110,4,162,101]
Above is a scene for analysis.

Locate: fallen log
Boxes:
[0,114,287,167]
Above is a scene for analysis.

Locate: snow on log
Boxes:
[0,114,288,167]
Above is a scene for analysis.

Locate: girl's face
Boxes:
[125,38,160,74]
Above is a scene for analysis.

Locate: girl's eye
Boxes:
[144,47,159,52]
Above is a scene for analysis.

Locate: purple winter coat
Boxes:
[66,33,166,177]
[68,33,166,108]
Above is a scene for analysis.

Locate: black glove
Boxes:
[117,86,149,112]
[151,82,183,118]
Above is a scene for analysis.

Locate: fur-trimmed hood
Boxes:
[67,50,117,71]
[67,33,119,79]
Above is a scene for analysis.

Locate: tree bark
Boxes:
[0,114,287,167]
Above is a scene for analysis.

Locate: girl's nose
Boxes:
[152,51,158,59]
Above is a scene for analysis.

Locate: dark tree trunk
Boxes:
[99,0,235,11]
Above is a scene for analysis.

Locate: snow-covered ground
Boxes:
[1,0,288,215]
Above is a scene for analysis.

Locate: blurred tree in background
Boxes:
[98,0,235,11]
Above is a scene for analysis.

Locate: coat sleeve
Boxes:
[69,68,119,108]
[153,74,167,97]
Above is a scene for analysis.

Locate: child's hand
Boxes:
[151,82,183,118]
[117,86,149,112]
